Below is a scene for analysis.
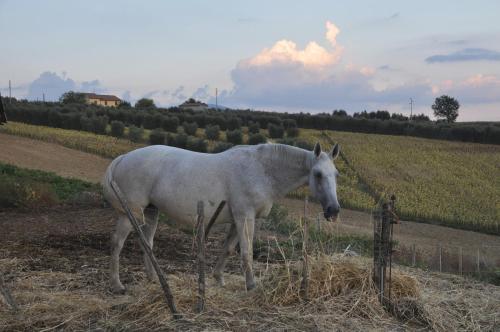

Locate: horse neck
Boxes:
[256,144,312,198]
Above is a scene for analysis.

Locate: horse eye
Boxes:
[314,172,322,179]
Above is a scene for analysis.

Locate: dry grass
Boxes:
[2,254,498,331]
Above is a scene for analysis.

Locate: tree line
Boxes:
[3,97,500,145]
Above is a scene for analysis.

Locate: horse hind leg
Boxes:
[141,205,159,281]
[214,223,238,287]
[110,214,133,294]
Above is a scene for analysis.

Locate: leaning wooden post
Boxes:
[204,201,226,241]
[373,201,392,306]
[0,272,17,311]
[110,181,181,319]
[195,201,206,313]
[439,244,442,273]
[300,196,310,300]
[459,247,463,276]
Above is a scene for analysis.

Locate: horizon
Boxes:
[1,0,499,121]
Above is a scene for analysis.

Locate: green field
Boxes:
[303,129,500,234]
[1,121,499,234]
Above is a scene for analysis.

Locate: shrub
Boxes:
[276,138,295,146]
[295,140,314,150]
[0,175,59,208]
[205,125,220,140]
[248,133,267,145]
[162,116,179,132]
[268,123,285,138]
[286,127,299,137]
[187,137,208,152]
[149,129,166,145]
[183,121,198,136]
[174,133,188,149]
[283,119,297,129]
[226,116,242,130]
[110,120,125,137]
[91,116,108,135]
[143,114,158,130]
[128,125,144,142]
[211,142,234,153]
[248,121,261,134]
[226,129,243,145]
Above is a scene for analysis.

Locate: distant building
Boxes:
[83,93,121,107]
[179,98,209,111]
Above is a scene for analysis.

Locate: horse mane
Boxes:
[256,144,312,171]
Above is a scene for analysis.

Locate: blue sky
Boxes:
[1,0,500,120]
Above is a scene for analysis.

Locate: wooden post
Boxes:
[301,196,310,300]
[0,272,17,311]
[110,181,181,319]
[439,244,442,272]
[196,201,206,313]
[373,202,392,306]
[412,244,416,267]
[476,248,480,274]
[459,247,463,276]
[204,201,226,240]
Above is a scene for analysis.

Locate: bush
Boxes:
[0,175,59,208]
[283,119,297,129]
[128,125,144,142]
[286,127,299,137]
[226,129,243,145]
[110,121,125,137]
[149,129,166,145]
[268,123,285,138]
[248,133,267,145]
[276,138,295,146]
[226,116,242,130]
[295,140,314,150]
[176,133,189,148]
[211,142,234,153]
[162,116,179,132]
[91,116,108,135]
[183,122,198,136]
[187,137,208,152]
[205,125,220,140]
[248,121,261,134]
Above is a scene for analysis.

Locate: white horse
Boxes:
[102,142,340,293]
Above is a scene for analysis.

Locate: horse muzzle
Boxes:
[324,205,340,222]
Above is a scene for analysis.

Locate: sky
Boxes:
[1,0,500,121]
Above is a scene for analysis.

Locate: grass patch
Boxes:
[0,162,98,208]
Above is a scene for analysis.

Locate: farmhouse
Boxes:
[179,98,209,111]
[84,93,121,107]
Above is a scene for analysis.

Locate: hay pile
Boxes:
[1,255,499,331]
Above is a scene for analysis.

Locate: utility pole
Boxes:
[215,88,218,110]
[409,98,413,121]
[42,93,45,103]
[9,80,12,103]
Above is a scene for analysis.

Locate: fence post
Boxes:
[0,272,17,311]
[439,244,442,273]
[373,202,392,307]
[110,180,180,319]
[196,201,206,313]
[459,247,463,276]
[300,196,310,300]
[412,244,416,267]
[476,248,480,274]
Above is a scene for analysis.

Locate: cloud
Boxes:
[220,20,431,111]
[27,71,76,101]
[432,74,500,103]
[425,48,500,63]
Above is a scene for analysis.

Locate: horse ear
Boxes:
[313,142,322,158]
[331,143,340,160]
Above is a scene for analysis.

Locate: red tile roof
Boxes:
[83,93,121,102]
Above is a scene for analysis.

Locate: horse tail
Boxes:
[102,154,125,211]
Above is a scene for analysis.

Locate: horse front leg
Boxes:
[234,215,256,290]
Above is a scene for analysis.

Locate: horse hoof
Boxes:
[110,284,126,294]
[246,281,256,291]
[214,274,225,287]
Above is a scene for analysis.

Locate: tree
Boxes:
[432,95,459,123]
[110,120,125,137]
[59,91,86,104]
[135,98,156,109]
